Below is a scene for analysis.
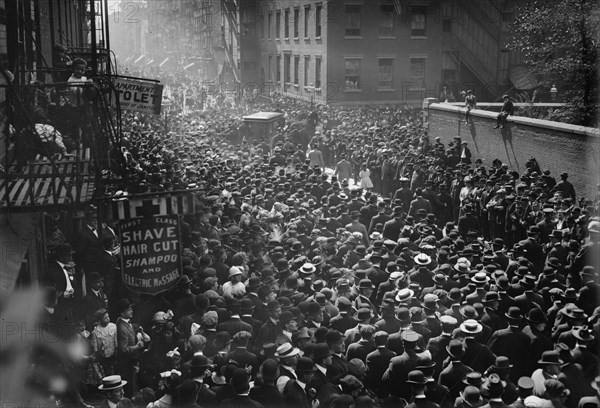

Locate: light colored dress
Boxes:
[359,169,373,189]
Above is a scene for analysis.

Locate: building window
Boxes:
[315,57,322,88]
[260,14,264,39]
[442,19,452,33]
[284,54,291,83]
[410,57,426,79]
[284,9,290,38]
[276,11,281,39]
[345,5,361,36]
[304,56,310,86]
[294,8,299,38]
[379,4,394,37]
[378,58,393,89]
[304,6,310,38]
[276,55,281,82]
[315,4,322,37]
[268,13,272,38]
[344,58,361,89]
[294,55,299,85]
[411,6,427,37]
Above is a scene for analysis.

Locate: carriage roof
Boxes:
[243,112,284,122]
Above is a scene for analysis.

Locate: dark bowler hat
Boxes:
[446,339,465,359]
[505,306,523,321]
[463,372,483,387]
[190,355,211,369]
[295,357,317,372]
[406,370,429,385]
[537,350,563,365]
[494,356,514,370]
[526,308,547,324]
[116,298,133,314]
[260,359,280,382]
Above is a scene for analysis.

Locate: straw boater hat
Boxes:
[98,375,127,391]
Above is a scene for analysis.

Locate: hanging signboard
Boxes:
[113,78,164,114]
[119,214,182,294]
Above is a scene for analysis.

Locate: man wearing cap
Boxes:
[334,153,353,183]
[229,331,259,375]
[329,297,358,333]
[521,308,553,365]
[494,95,514,129]
[345,211,369,247]
[555,172,576,201]
[346,324,377,362]
[98,375,135,408]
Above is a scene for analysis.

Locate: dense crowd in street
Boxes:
[36,62,600,408]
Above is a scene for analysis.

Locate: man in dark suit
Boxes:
[284,357,319,408]
[309,343,331,393]
[346,324,377,362]
[218,299,254,337]
[189,355,217,407]
[116,299,144,395]
[221,368,265,408]
[438,339,474,401]
[228,331,259,375]
[488,307,533,383]
[325,330,348,383]
[365,331,396,397]
[369,202,392,233]
[82,272,108,328]
[97,375,135,408]
[76,205,103,274]
[383,206,406,241]
[44,243,82,326]
[249,359,286,408]
[406,370,440,408]
[427,315,457,379]
[383,330,427,400]
[256,300,283,347]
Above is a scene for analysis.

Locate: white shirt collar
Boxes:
[315,364,327,375]
[107,400,117,408]
[296,379,307,391]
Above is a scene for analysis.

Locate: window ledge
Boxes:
[304,37,310,41]
[377,88,395,92]
[344,36,363,40]
[315,36,322,41]
[293,37,299,41]
[294,84,299,88]
[379,36,396,40]
[344,89,362,93]
[411,36,428,40]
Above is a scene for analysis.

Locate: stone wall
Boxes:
[425,102,600,201]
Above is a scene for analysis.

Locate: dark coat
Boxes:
[365,347,396,396]
[220,395,265,408]
[249,384,286,408]
[284,380,313,408]
[488,326,532,382]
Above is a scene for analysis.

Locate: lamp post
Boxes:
[308,83,315,108]
[550,84,558,102]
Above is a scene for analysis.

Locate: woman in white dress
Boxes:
[359,163,373,190]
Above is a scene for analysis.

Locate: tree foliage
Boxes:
[508,0,599,126]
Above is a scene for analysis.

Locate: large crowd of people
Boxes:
[34,60,600,408]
